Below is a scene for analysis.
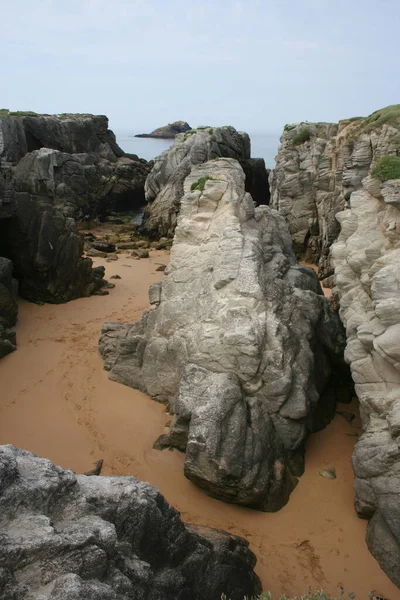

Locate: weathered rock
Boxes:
[1,114,151,220]
[142,126,251,237]
[332,174,400,588]
[0,257,18,358]
[270,107,400,279]
[100,159,350,511]
[0,193,106,303]
[131,249,149,259]
[0,444,262,600]
[91,240,116,253]
[135,121,191,139]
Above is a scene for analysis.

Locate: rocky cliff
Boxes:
[271,105,400,588]
[0,445,261,600]
[142,126,270,237]
[100,158,350,511]
[1,113,150,219]
[270,106,400,281]
[0,112,152,353]
[332,176,400,587]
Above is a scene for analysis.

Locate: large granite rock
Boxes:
[0,257,17,358]
[0,445,261,600]
[100,159,350,511]
[1,114,151,219]
[331,175,400,588]
[270,107,400,280]
[142,126,251,237]
[135,121,191,139]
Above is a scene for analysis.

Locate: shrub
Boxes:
[284,124,296,132]
[371,155,400,181]
[209,128,214,135]
[190,176,215,192]
[292,128,311,146]
[9,110,39,117]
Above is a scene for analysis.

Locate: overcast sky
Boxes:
[2,0,399,134]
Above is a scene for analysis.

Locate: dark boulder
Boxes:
[0,445,262,600]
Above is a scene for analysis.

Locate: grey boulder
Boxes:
[0,444,261,600]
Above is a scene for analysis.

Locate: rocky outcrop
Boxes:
[141,126,252,237]
[0,112,154,307]
[0,257,17,358]
[135,121,191,139]
[0,444,261,600]
[100,159,350,511]
[270,107,400,282]
[270,106,400,587]
[1,114,151,219]
[0,191,107,303]
[331,175,400,587]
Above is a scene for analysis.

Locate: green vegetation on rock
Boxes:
[358,104,400,133]
[190,176,215,192]
[284,124,296,132]
[209,128,214,135]
[372,155,400,181]
[0,109,39,117]
[292,128,311,146]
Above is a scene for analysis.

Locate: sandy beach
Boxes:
[0,252,398,600]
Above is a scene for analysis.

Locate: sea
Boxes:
[114,130,281,169]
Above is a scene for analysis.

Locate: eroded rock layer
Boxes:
[100,159,350,511]
[270,109,400,281]
[0,445,261,600]
[331,175,400,588]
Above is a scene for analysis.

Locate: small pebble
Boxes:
[318,467,337,480]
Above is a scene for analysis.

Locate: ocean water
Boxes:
[114,130,281,169]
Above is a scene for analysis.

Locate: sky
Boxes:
[1,0,400,135]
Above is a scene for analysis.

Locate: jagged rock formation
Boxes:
[1,114,150,218]
[0,257,17,358]
[270,108,400,281]
[135,121,191,138]
[0,112,153,305]
[142,126,270,237]
[100,159,350,511]
[331,174,400,587]
[0,445,261,600]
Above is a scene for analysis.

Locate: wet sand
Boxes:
[0,252,398,599]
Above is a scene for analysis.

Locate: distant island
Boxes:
[134,120,191,139]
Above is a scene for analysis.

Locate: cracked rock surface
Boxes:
[0,444,261,600]
[100,158,350,511]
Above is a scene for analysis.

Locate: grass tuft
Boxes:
[190,176,215,192]
[371,155,400,181]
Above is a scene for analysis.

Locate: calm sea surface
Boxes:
[114,130,281,169]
